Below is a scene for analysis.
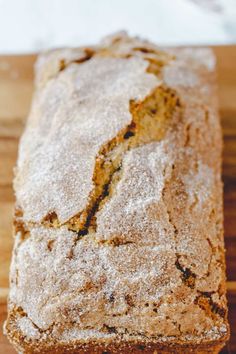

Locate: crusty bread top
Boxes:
[14,34,216,225]
[6,33,229,350]
[15,48,161,223]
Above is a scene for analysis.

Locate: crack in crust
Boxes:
[58,48,95,72]
[14,208,30,241]
[194,292,226,320]
[175,256,196,289]
[17,41,179,242]
[41,80,181,238]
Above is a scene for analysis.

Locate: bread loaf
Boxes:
[5,33,229,353]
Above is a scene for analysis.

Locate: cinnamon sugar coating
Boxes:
[5,33,229,353]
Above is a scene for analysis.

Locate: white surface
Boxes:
[0,0,235,53]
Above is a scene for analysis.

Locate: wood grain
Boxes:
[0,47,235,353]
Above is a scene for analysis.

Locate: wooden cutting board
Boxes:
[0,47,235,353]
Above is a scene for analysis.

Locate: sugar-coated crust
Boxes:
[5,32,229,353]
[5,305,228,354]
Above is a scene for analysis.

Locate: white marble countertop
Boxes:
[0,0,235,53]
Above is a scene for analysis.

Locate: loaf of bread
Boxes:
[5,33,229,353]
